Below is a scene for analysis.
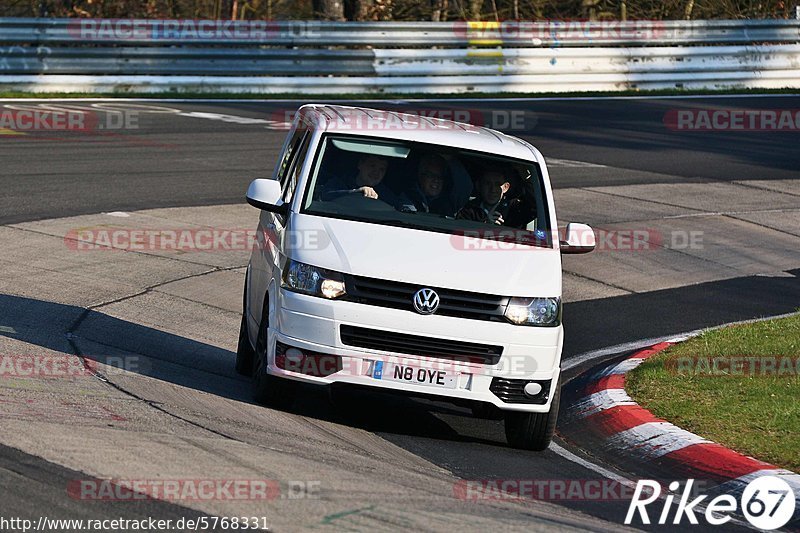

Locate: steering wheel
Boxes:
[327,190,398,212]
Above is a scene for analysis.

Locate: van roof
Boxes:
[296,104,540,163]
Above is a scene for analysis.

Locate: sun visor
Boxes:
[331,138,410,158]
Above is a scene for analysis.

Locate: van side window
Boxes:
[283,133,311,205]
[276,128,307,188]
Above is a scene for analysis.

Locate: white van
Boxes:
[238,105,595,450]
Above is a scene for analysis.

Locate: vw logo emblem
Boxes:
[413,288,440,315]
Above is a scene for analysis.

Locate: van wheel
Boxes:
[503,383,560,451]
[235,314,255,376]
[252,301,293,408]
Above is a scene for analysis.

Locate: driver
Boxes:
[321,154,402,207]
[456,168,537,228]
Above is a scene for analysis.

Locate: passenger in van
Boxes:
[456,168,537,228]
[399,154,472,216]
[320,154,403,206]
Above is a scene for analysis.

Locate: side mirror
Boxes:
[246,179,287,215]
[560,222,596,254]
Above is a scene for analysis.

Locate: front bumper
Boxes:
[267,290,563,413]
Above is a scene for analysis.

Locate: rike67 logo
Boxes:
[626,477,797,530]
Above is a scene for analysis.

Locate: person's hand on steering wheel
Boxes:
[355,186,378,199]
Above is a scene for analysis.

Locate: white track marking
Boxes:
[549,442,637,488]
[571,389,637,418]
[597,357,645,377]
[179,111,273,124]
[3,103,93,114]
[715,469,800,496]
[562,336,671,371]
[607,422,711,459]
[1,102,295,129]
[90,103,182,113]
[547,158,607,168]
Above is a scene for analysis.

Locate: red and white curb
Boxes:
[570,340,800,500]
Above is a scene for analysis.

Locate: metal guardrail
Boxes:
[1,18,799,47]
[0,47,375,75]
[0,18,799,93]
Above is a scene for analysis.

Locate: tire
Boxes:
[235,278,255,376]
[251,297,293,408]
[503,382,561,451]
[235,314,255,376]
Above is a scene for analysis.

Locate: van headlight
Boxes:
[281,260,346,299]
[504,297,561,326]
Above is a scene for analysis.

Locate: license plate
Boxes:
[373,361,457,389]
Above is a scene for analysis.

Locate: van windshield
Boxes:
[300,134,552,247]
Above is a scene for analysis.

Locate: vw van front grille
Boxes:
[342,274,509,322]
[340,325,502,365]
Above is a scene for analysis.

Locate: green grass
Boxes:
[627,313,800,472]
[0,87,798,99]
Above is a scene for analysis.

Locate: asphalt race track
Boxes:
[2,96,799,225]
[0,96,799,531]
